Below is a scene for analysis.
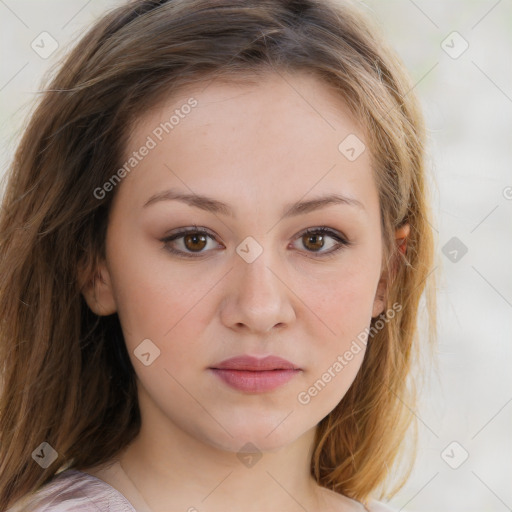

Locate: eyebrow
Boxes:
[143,188,365,218]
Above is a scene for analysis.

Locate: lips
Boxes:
[210,355,301,371]
[209,355,302,393]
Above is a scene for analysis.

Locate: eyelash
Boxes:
[160,225,351,259]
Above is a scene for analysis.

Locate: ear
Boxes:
[371,223,410,318]
[78,258,117,316]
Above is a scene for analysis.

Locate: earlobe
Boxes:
[79,260,117,316]
[371,223,411,318]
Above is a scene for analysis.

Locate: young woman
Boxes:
[0,0,436,511]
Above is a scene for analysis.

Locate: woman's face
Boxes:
[86,71,389,453]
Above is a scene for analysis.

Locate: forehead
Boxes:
[130,70,365,146]
[129,71,365,152]
[116,70,376,215]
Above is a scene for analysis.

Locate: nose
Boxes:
[219,247,296,335]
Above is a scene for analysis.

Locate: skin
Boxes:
[81,70,409,512]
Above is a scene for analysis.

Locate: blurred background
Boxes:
[1,1,511,511]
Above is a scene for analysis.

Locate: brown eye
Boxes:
[161,226,218,258]
[302,232,326,252]
[182,233,208,252]
[292,227,351,258]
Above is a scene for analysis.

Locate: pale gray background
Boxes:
[1,1,511,511]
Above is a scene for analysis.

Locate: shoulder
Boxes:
[6,469,136,512]
[367,499,401,512]
[318,487,401,512]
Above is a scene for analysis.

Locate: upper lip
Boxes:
[210,355,301,371]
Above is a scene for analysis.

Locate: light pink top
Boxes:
[8,468,399,511]
[8,469,136,512]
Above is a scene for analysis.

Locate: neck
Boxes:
[114,406,326,512]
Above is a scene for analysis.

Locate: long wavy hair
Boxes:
[0,0,437,509]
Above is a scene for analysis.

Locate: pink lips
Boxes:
[209,355,302,393]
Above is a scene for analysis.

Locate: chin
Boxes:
[210,435,291,455]
[201,421,309,455]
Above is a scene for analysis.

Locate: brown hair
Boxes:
[0,0,436,509]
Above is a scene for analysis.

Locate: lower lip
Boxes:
[209,368,301,392]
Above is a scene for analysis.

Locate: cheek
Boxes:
[296,255,380,400]
[307,257,380,337]
[107,242,221,376]
[294,269,378,412]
